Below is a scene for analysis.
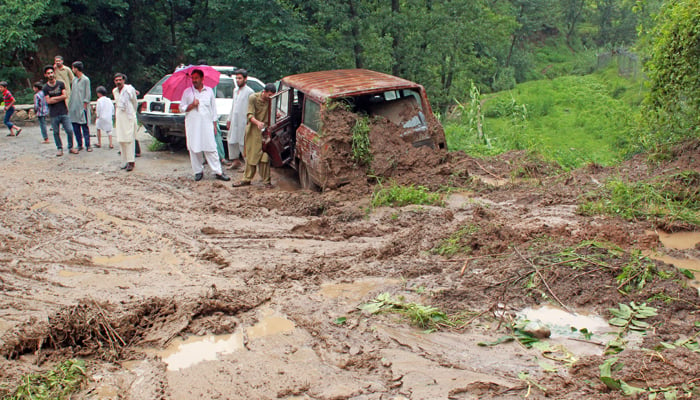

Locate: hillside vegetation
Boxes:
[446,62,646,170]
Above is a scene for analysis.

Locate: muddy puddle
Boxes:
[319,277,402,303]
[657,230,700,250]
[148,308,295,372]
[519,305,612,356]
[153,332,246,371]
[644,230,700,291]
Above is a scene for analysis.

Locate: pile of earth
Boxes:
[314,107,472,190]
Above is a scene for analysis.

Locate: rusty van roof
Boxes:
[280,69,423,102]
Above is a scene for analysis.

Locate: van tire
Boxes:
[298,160,319,191]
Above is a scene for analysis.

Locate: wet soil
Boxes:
[0,122,698,399]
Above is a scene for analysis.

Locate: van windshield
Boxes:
[339,89,426,131]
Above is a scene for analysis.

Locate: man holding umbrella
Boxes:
[179,68,230,181]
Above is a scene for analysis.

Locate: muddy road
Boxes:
[1,123,698,399]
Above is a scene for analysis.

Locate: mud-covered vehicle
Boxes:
[265,69,447,190]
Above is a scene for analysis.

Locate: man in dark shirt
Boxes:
[43,65,77,156]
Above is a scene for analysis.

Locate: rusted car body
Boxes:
[265,69,447,189]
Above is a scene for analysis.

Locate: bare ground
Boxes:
[0,122,698,399]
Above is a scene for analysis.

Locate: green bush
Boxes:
[641,1,700,147]
[371,182,443,208]
[579,171,700,225]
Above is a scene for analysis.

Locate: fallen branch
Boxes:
[513,246,572,313]
[439,252,513,263]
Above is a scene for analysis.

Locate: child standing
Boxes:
[33,82,49,143]
[95,86,114,149]
[0,81,22,137]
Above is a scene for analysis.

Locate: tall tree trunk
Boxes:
[168,0,176,48]
[348,0,363,68]
[505,4,524,68]
[391,0,401,76]
[565,0,585,46]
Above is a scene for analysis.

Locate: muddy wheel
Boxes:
[298,160,319,191]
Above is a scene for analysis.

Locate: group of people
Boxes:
[3,56,277,184]
[28,55,140,171]
[182,67,276,187]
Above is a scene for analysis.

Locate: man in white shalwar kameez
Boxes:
[226,69,254,169]
[179,69,230,182]
[112,73,138,172]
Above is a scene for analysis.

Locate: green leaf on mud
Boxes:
[478,335,515,347]
[631,320,650,329]
[334,317,347,325]
[620,381,647,396]
[537,359,558,373]
[359,302,384,314]
[599,357,622,390]
[679,268,695,279]
[609,317,628,327]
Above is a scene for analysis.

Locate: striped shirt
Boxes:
[2,89,15,106]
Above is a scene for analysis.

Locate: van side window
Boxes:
[277,90,289,117]
[303,99,321,132]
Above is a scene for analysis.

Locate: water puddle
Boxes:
[58,269,82,278]
[246,308,295,339]
[518,305,614,355]
[92,250,182,269]
[643,230,700,292]
[519,305,611,339]
[319,278,401,303]
[643,251,700,273]
[151,331,245,371]
[656,230,700,250]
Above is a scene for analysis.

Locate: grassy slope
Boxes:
[446,63,646,170]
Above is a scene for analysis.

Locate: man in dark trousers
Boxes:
[43,65,77,156]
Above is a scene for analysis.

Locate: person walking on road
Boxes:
[32,81,49,143]
[232,83,276,188]
[226,69,254,170]
[112,73,137,171]
[43,65,77,156]
[68,61,92,151]
[180,69,230,182]
[0,81,22,137]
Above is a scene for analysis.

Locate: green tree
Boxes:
[0,0,48,86]
[642,0,700,144]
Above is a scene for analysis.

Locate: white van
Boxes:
[138,66,264,149]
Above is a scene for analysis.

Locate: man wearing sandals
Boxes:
[68,61,92,151]
[232,83,276,188]
[43,65,77,156]
[113,73,137,172]
[179,69,230,182]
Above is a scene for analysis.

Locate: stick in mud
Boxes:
[513,246,572,313]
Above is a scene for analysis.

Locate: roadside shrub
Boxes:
[641,1,700,146]
[579,171,700,225]
[371,182,443,208]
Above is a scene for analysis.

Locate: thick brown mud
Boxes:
[0,122,698,399]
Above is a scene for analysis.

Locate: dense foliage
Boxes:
[1,0,644,106]
[445,63,644,169]
[641,0,700,145]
